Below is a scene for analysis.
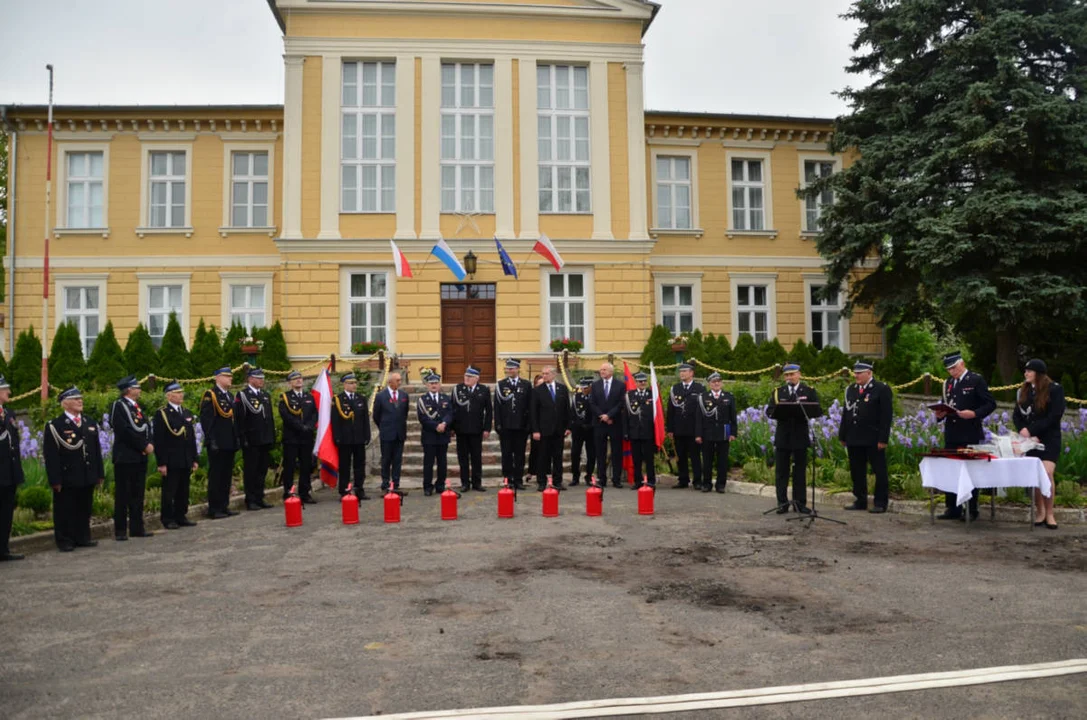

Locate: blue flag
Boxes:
[495,237,518,278]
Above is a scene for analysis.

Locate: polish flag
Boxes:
[650,362,666,451]
[533,233,564,272]
[622,361,636,485]
[390,240,413,278]
[311,365,339,488]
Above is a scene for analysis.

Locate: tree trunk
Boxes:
[994,327,1019,385]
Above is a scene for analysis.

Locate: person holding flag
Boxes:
[310,365,340,490]
[620,362,638,485]
[331,372,372,502]
[624,372,657,488]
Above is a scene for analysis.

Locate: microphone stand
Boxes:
[786,391,845,527]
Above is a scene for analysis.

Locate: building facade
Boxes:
[2,0,882,382]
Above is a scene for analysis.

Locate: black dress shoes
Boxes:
[300,496,317,505]
[715,487,726,494]
[75,540,98,548]
[675,482,689,489]
[845,502,867,511]
[258,500,273,509]
[460,485,472,493]
[224,509,238,516]
[130,530,154,538]
[0,552,25,561]
[246,503,262,511]
[115,535,128,542]
[164,522,180,530]
[775,504,790,515]
[208,511,230,519]
[569,479,580,486]
[936,510,961,520]
[868,506,887,514]
[177,518,197,527]
[57,543,75,552]
[701,485,712,493]
[424,489,433,497]
[473,485,488,492]
[796,506,813,515]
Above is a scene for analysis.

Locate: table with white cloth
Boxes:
[920,456,1052,528]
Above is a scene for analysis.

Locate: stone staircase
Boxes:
[366,384,578,483]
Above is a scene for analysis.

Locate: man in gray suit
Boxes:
[371,372,409,492]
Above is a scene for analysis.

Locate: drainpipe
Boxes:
[1,106,15,357]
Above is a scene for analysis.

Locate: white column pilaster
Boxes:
[420,55,442,241]
[281,55,305,240]
[625,60,649,241]
[394,55,417,240]
[494,57,515,240]
[590,60,613,240]
[517,57,539,241]
[318,53,342,240]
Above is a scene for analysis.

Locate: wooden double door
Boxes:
[440,283,497,382]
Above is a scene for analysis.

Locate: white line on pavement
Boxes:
[328,658,1087,720]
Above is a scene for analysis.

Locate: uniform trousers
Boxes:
[113,461,148,536]
[457,433,484,489]
[281,443,314,498]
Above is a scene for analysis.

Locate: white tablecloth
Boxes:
[920,457,1052,506]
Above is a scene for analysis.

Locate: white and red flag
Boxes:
[650,362,666,451]
[390,240,413,278]
[532,233,564,272]
[311,365,339,488]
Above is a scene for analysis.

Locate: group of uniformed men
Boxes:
[0,347,1003,559]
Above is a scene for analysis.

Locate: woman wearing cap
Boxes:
[1013,359,1065,529]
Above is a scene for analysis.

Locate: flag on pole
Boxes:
[495,237,517,278]
[431,238,467,280]
[532,233,564,272]
[621,361,637,485]
[390,240,413,278]
[311,365,339,488]
[650,362,666,451]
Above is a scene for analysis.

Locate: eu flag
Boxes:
[495,237,518,278]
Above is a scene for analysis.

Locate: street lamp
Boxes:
[463,250,478,278]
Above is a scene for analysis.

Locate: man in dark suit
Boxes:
[153,381,199,530]
[494,359,532,487]
[530,366,570,490]
[331,372,372,501]
[452,366,492,492]
[590,362,626,488]
[934,350,997,520]
[0,376,26,561]
[666,362,704,489]
[278,370,318,503]
[767,363,820,514]
[839,360,894,513]
[697,372,737,494]
[569,377,595,486]
[624,372,657,489]
[417,373,453,496]
[235,368,275,511]
[200,367,239,519]
[44,387,105,552]
[110,375,155,541]
[372,371,410,492]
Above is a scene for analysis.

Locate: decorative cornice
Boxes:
[275,237,658,255]
[13,116,280,136]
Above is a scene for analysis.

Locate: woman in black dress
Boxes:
[1012,359,1065,529]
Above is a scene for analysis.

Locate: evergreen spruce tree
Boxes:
[683,329,706,370]
[157,312,193,380]
[815,345,850,377]
[189,320,224,377]
[9,326,42,394]
[259,321,291,371]
[787,340,819,374]
[639,325,675,369]
[808,0,1087,381]
[0,347,8,384]
[124,323,159,379]
[48,322,87,389]
[222,321,247,382]
[755,338,787,370]
[731,334,759,371]
[85,321,127,390]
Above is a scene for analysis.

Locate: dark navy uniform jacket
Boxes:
[939,371,996,447]
[839,381,893,447]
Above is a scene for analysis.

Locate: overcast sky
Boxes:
[0,0,860,118]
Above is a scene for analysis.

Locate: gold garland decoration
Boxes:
[368,353,393,416]
[556,351,574,392]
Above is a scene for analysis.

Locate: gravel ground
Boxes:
[1,486,1085,719]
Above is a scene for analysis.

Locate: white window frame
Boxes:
[220,142,276,235]
[537,64,591,214]
[440,62,495,214]
[341,60,397,214]
[54,273,109,360]
[803,274,850,352]
[649,147,701,236]
[339,266,396,355]
[219,272,273,333]
[725,149,775,237]
[654,272,703,336]
[137,143,193,237]
[539,266,594,352]
[728,272,777,345]
[798,153,842,234]
[137,272,192,347]
[55,144,110,235]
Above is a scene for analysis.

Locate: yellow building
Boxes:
[2,0,882,383]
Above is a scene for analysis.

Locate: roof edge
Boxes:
[2,104,285,115]
[267,0,286,32]
[645,109,837,125]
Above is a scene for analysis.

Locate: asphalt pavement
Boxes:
[1,486,1085,719]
